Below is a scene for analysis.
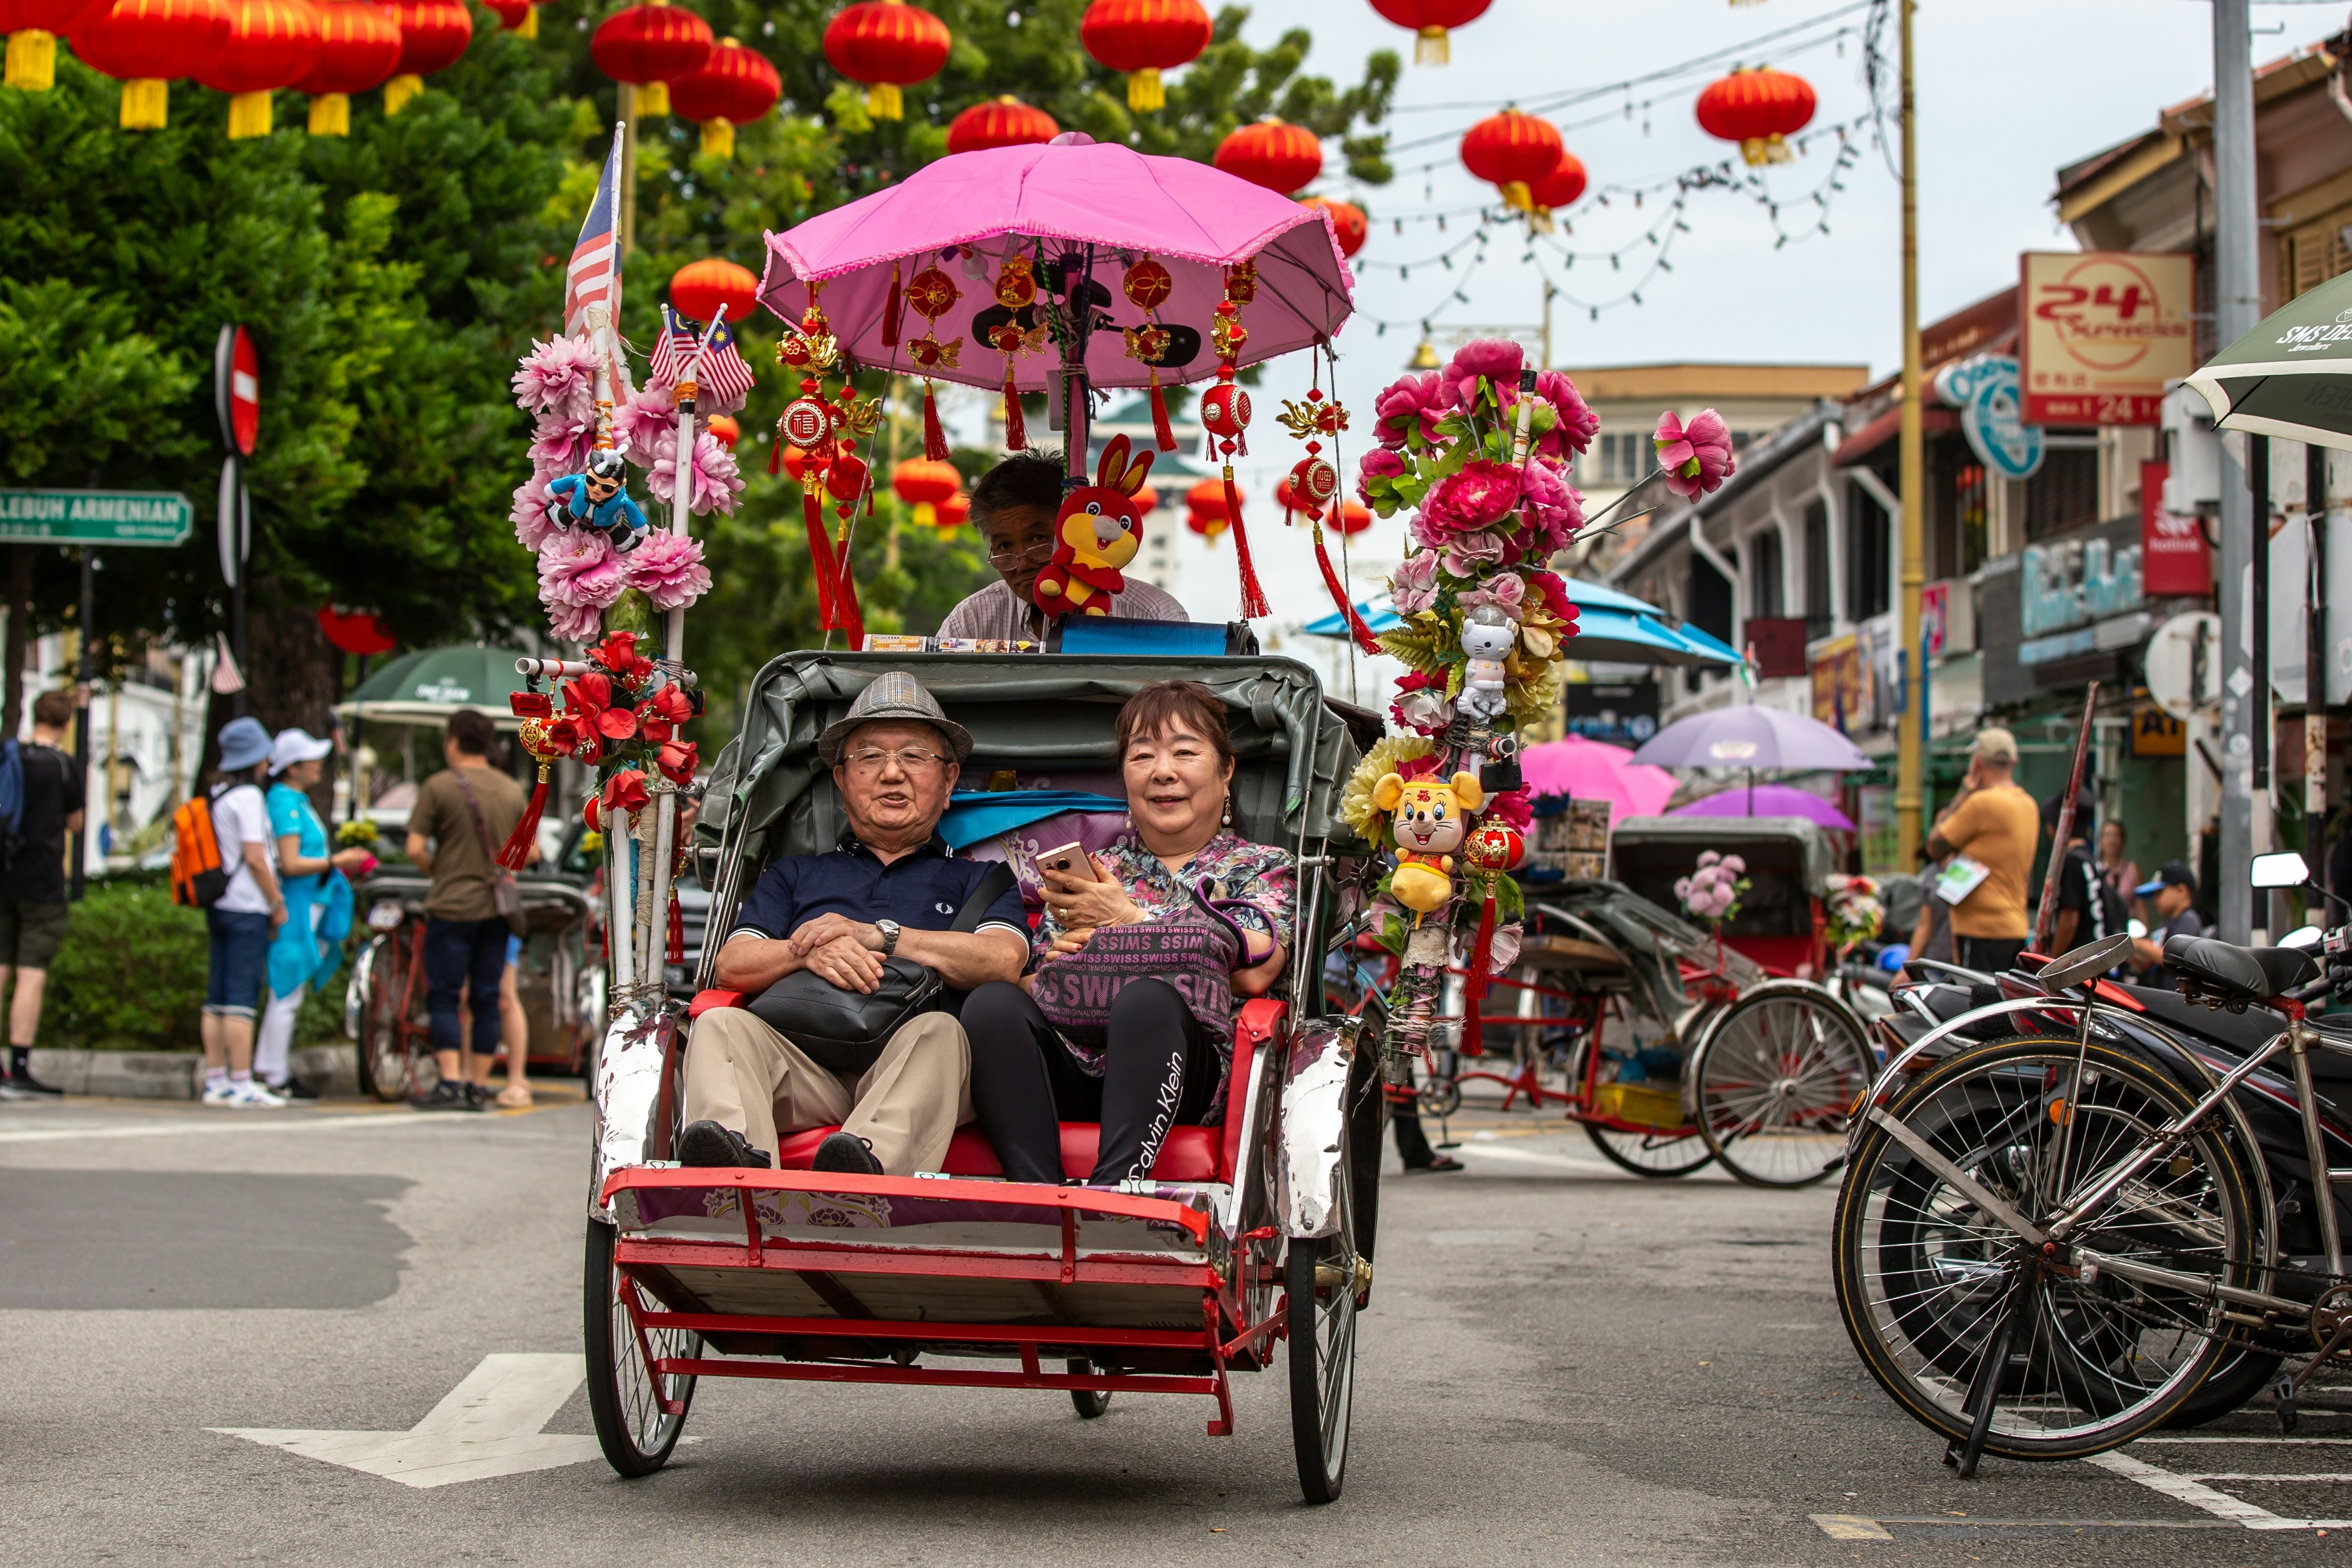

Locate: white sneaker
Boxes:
[224,1079,286,1108]
[202,1078,235,1105]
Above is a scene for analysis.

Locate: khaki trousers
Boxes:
[681,1007,973,1176]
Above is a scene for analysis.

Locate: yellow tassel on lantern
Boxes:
[1415,24,1449,64]
[865,80,901,119]
[308,93,349,135]
[1125,66,1162,112]
[1739,133,1791,167]
[120,78,169,128]
[383,72,421,113]
[639,78,669,115]
[913,502,937,527]
[699,116,733,157]
[1500,179,1532,212]
[226,89,272,139]
[4,28,56,91]
[517,2,536,36]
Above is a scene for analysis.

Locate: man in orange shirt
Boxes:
[1925,728,2040,974]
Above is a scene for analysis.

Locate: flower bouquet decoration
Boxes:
[1825,875,1884,955]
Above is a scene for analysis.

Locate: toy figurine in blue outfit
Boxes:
[545,449,647,553]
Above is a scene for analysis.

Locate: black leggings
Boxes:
[964,979,1221,1185]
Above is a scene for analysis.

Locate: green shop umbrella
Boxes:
[2187,268,2352,449]
[331,644,531,730]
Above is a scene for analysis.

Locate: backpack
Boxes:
[170,788,232,908]
[0,739,21,871]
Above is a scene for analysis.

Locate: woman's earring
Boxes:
[1222,796,1232,827]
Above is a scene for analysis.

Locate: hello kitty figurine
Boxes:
[1457,603,1516,723]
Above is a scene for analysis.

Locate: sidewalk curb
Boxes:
[27,1044,360,1099]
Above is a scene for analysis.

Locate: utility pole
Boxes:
[2214,0,2261,943]
[70,548,94,900]
[1893,0,1924,868]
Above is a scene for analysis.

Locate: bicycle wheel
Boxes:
[1583,1122,1714,1177]
[583,1219,697,1476]
[1288,1119,1361,1505]
[1692,986,1873,1188]
[1832,1036,2255,1462]
[357,936,419,1103]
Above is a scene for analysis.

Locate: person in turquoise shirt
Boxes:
[256,730,372,1097]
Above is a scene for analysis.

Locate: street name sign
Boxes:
[0,490,194,546]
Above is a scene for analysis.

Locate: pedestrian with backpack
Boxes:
[195,716,289,1107]
[0,690,86,1100]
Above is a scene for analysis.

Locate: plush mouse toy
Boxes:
[1373,767,1486,914]
[1031,434,1155,617]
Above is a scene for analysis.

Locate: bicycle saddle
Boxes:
[2164,934,2319,1008]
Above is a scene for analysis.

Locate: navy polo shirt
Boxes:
[728,834,1029,952]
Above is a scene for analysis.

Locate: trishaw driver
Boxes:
[679,674,1030,1176]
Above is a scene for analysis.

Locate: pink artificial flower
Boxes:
[512,334,599,421]
[545,599,604,641]
[648,429,745,517]
[1458,571,1526,620]
[611,385,677,469]
[1372,372,1449,448]
[1438,529,1511,578]
[512,475,558,551]
[1389,670,1451,735]
[1518,458,1585,557]
[1389,548,1443,615]
[1483,788,1532,832]
[1357,446,1407,499]
[1416,459,1523,542]
[1440,338,1523,411]
[538,530,624,610]
[528,412,596,476]
[1532,370,1598,459]
[1486,921,1522,974]
[1654,408,1736,499]
[620,529,713,612]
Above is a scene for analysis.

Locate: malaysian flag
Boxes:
[649,307,755,415]
[563,127,625,338]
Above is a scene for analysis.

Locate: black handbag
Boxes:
[741,862,1016,1079]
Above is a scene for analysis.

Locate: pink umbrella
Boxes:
[1518,734,1677,824]
[1671,782,1855,831]
[757,136,1356,394]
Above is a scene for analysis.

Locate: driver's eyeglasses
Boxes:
[844,746,947,775]
[984,541,1058,568]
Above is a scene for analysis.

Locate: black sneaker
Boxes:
[412,1081,479,1112]
[812,1131,884,1176]
[2,1069,63,1098]
[678,1119,773,1169]
[268,1079,321,1101]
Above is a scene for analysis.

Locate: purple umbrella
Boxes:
[1629,704,1873,772]
[1671,783,1856,831]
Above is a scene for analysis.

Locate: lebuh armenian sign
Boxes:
[0,490,194,546]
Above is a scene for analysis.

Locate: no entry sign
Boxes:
[215,324,258,456]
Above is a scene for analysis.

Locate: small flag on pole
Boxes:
[649,309,755,415]
[564,129,625,339]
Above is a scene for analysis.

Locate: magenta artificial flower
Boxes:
[1440,338,1523,411]
[1389,547,1442,615]
[620,529,713,612]
[648,429,745,517]
[1532,370,1599,459]
[545,599,603,641]
[538,530,624,611]
[1357,446,1406,498]
[1524,567,1572,616]
[512,476,559,552]
[1483,787,1532,832]
[611,385,677,469]
[1518,458,1585,557]
[1416,459,1523,542]
[1458,571,1526,620]
[513,334,599,421]
[1372,372,1449,448]
[1655,408,1736,499]
[528,412,596,476]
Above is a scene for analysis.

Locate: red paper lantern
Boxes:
[667,35,778,157]
[381,0,467,111]
[1695,66,1815,166]
[704,413,741,448]
[1185,476,1232,538]
[1132,483,1157,517]
[781,445,814,482]
[1461,107,1562,210]
[1,0,109,90]
[1333,496,1370,534]
[944,94,1056,155]
[187,0,317,137]
[1367,0,1489,64]
[670,257,758,326]
[1080,0,1209,113]
[69,0,230,124]
[1300,195,1366,259]
[890,457,961,526]
[1213,118,1322,197]
[822,0,947,122]
[936,491,970,529]
[316,604,397,656]
[591,0,711,117]
[294,0,399,135]
[481,0,531,36]
[1526,149,1586,214]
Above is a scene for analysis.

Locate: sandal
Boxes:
[1404,1153,1465,1173]
[494,1084,534,1109]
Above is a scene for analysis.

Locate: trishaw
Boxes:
[1410,817,1874,1188]
[584,652,1388,1504]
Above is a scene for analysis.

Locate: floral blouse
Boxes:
[1034,829,1296,965]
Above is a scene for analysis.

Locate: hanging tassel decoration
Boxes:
[1148,371,1177,452]
[667,889,684,964]
[922,380,949,461]
[1313,518,1383,654]
[1459,876,1501,1055]
[498,727,556,870]
[803,488,840,628]
[1222,464,1270,620]
[880,260,903,349]
[834,535,867,649]
[1002,367,1026,451]
[768,422,786,474]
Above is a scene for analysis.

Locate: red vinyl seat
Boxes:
[772,1122,1226,1182]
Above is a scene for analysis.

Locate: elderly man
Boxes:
[679,674,1028,1176]
[1925,727,2039,974]
[939,448,1186,640]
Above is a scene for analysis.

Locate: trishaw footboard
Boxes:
[599,1166,1276,1435]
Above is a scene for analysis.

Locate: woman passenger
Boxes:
[964,681,1291,1185]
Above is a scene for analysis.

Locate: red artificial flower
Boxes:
[597,705,640,742]
[657,738,698,784]
[640,719,673,744]
[646,683,692,725]
[602,769,651,818]
[589,630,638,673]
[562,672,611,716]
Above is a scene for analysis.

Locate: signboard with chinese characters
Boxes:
[2021,251,2195,426]
[1811,634,1865,732]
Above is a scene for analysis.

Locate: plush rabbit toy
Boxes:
[1030,435,1155,618]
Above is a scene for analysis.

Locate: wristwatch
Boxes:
[874,919,902,957]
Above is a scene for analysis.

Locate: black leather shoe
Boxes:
[811,1131,884,1176]
[678,1119,773,1169]
[412,1081,478,1112]
[3,1069,63,1098]
[268,1079,321,1101]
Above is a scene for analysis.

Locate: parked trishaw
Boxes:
[584,652,1388,1504]
[1402,815,1873,1188]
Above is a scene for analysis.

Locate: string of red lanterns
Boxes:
[890,458,961,527]
[1079,0,1209,113]
[381,0,469,114]
[1461,106,1562,212]
[822,0,948,122]
[294,0,399,136]
[945,94,1056,154]
[70,0,230,128]
[1695,65,1815,166]
[1299,195,1366,260]
[2,0,106,91]
[668,36,780,158]
[670,257,758,324]
[1213,118,1321,197]
[1367,0,1489,65]
[591,0,710,119]
[482,0,532,39]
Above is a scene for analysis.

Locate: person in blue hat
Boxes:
[2128,861,2204,991]
[254,729,372,1098]
[201,717,290,1108]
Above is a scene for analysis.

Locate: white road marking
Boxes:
[0,1112,494,1146]
[1809,1514,1892,1540]
[2135,1435,2352,1445]
[213,1353,602,1489]
[2188,1473,2352,1483]
[2088,1449,2352,1530]
[1449,1142,1616,1173]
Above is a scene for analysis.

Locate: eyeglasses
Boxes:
[984,541,1058,568]
[843,746,948,775]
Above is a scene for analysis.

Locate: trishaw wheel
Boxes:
[1067,1359,1111,1419]
[358,938,418,1104]
[584,1219,696,1477]
[1690,988,1874,1189]
[1583,1123,1713,1178]
[1286,1120,1359,1505]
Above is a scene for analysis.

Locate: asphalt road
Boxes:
[5,1088,2350,1566]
